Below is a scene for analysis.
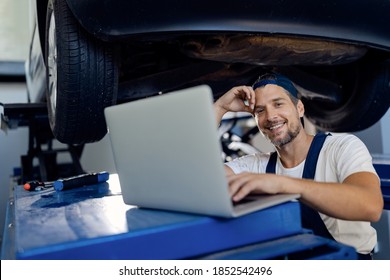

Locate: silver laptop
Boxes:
[104,85,299,218]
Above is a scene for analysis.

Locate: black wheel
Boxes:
[45,0,118,144]
[304,59,390,132]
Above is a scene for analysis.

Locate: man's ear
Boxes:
[297,100,305,118]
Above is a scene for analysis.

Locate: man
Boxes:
[213,72,383,259]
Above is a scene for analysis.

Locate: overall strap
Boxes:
[266,133,334,240]
[265,151,277,174]
[302,133,328,179]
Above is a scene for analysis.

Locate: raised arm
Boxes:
[213,86,256,125]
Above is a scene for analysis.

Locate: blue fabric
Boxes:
[252,74,298,98]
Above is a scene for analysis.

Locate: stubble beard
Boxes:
[263,122,301,147]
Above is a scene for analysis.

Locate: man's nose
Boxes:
[265,107,277,121]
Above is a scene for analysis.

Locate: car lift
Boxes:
[1,102,85,183]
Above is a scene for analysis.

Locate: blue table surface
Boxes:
[11,175,302,259]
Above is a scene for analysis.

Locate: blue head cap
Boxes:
[252,73,298,98]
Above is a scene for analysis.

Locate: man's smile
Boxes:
[269,122,285,131]
[266,121,286,132]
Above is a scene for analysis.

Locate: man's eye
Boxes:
[255,109,264,115]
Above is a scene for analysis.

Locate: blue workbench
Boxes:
[1,174,356,260]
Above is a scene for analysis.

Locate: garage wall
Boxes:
[0,83,29,252]
[355,110,389,154]
[0,0,30,62]
[381,109,390,154]
[0,0,31,252]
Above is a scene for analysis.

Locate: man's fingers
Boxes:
[242,86,256,110]
[227,173,257,201]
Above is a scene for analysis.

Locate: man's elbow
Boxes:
[224,165,235,176]
[366,199,384,222]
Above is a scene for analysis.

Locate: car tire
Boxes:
[304,59,390,132]
[45,0,118,144]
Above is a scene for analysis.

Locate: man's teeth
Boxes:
[270,123,284,130]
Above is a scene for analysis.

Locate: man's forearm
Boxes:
[287,173,383,222]
[213,103,227,126]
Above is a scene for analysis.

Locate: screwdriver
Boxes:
[24,171,110,192]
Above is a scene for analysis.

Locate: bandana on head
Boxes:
[252,73,298,98]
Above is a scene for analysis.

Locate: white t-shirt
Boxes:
[225,133,379,254]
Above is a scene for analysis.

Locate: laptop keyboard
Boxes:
[232,196,258,206]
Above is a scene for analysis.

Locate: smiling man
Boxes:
[213,72,383,259]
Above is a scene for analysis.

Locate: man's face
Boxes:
[253,84,304,147]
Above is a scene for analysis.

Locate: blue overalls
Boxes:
[266,133,372,260]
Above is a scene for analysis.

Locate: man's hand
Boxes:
[214,86,256,124]
[227,172,285,202]
[226,171,383,222]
